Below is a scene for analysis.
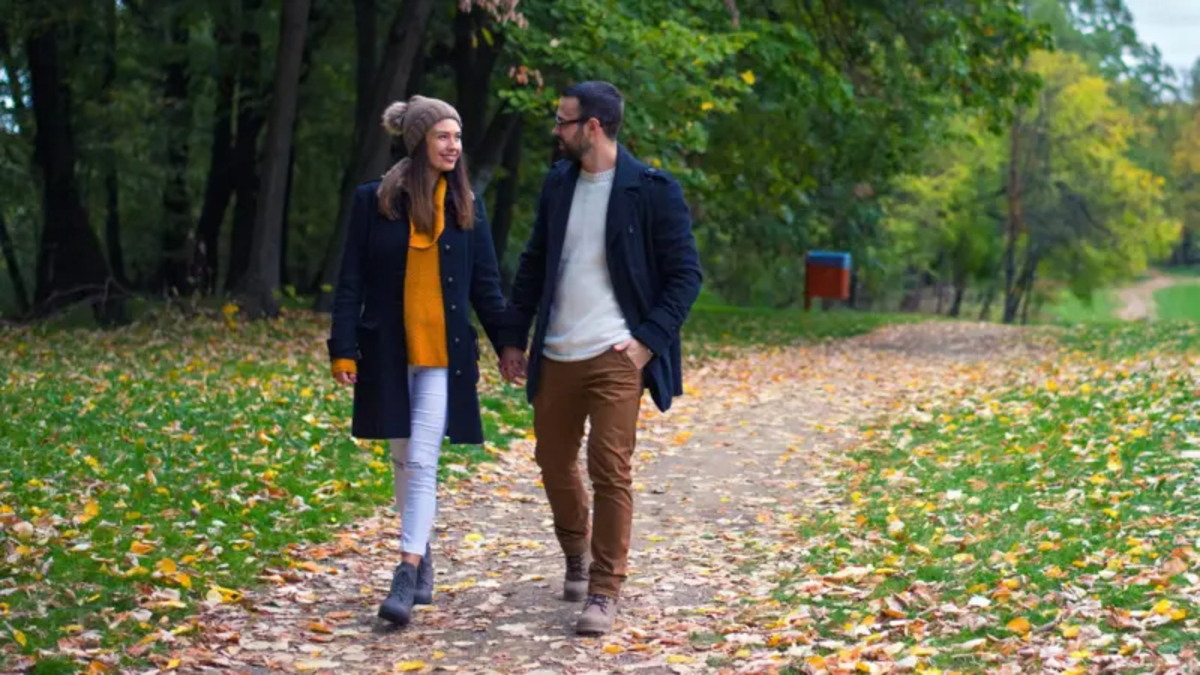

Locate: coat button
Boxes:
[455,370,462,377]
[447,276,454,284]
[450,304,457,311]
[454,337,461,344]
[444,244,450,251]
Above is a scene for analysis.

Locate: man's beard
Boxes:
[558,133,589,162]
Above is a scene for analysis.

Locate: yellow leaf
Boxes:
[735,648,751,658]
[673,431,693,445]
[740,70,757,85]
[174,573,193,589]
[63,625,84,634]
[807,656,826,669]
[667,655,693,664]
[1007,617,1032,635]
[1170,608,1187,621]
[0,602,8,615]
[394,662,426,672]
[1061,624,1081,638]
[13,629,27,648]
[165,659,181,670]
[700,102,715,112]
[909,646,938,656]
[77,500,100,524]
[156,559,178,575]
[310,621,333,634]
[130,541,155,555]
[603,644,624,654]
[1152,599,1172,615]
[432,651,446,660]
[464,533,483,543]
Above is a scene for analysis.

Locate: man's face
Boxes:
[553,97,590,161]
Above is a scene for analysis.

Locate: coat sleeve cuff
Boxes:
[632,322,671,358]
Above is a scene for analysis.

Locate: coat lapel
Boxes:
[547,162,580,285]
[606,146,643,247]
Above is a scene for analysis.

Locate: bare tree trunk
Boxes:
[237,0,311,318]
[27,13,126,324]
[101,0,126,288]
[978,284,996,322]
[948,270,967,318]
[0,212,31,315]
[311,0,437,312]
[158,9,194,297]
[1003,113,1024,324]
[225,0,266,292]
[490,115,523,289]
[192,9,237,295]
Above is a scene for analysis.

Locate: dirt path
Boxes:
[1113,272,1187,321]
[183,323,1041,674]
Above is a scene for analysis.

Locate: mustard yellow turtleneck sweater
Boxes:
[332,178,448,377]
[402,177,449,367]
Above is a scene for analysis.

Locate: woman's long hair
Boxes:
[377,140,474,233]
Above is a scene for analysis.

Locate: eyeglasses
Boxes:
[554,117,583,129]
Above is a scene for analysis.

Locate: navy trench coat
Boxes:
[503,146,703,412]
[327,179,507,445]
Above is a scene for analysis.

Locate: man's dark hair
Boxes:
[563,81,624,139]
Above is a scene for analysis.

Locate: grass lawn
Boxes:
[1042,289,1118,324]
[777,321,1200,671]
[0,302,902,667]
[1153,283,1200,322]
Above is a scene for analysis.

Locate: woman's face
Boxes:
[425,119,462,173]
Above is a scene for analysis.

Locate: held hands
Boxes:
[613,338,652,369]
[499,347,528,385]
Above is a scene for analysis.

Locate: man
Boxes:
[499,81,702,635]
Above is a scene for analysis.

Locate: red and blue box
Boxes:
[804,251,851,309]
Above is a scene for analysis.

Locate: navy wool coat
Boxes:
[327,180,507,445]
[504,146,703,412]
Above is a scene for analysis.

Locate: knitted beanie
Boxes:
[382,96,463,155]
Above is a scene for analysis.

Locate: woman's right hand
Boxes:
[331,358,358,385]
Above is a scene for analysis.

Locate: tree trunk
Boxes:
[158,11,193,297]
[27,15,126,324]
[948,269,967,318]
[192,11,237,295]
[353,0,377,145]
[237,0,311,318]
[978,284,996,322]
[101,0,127,287]
[1003,113,1024,324]
[225,0,267,292]
[312,0,437,311]
[0,212,31,315]
[490,115,523,289]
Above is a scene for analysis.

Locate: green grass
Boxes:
[1,300,906,667]
[1153,283,1200,321]
[772,322,1200,669]
[1042,289,1118,324]
[0,307,531,664]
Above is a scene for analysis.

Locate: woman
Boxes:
[327,96,508,627]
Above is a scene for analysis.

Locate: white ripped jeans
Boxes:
[389,367,448,556]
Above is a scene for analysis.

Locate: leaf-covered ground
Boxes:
[3,313,1196,673]
[0,306,898,673]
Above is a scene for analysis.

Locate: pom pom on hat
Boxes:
[382,101,408,136]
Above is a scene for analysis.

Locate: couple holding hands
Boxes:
[327,81,702,636]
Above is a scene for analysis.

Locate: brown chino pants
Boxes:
[533,348,643,598]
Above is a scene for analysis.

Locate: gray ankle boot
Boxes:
[414,543,433,606]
